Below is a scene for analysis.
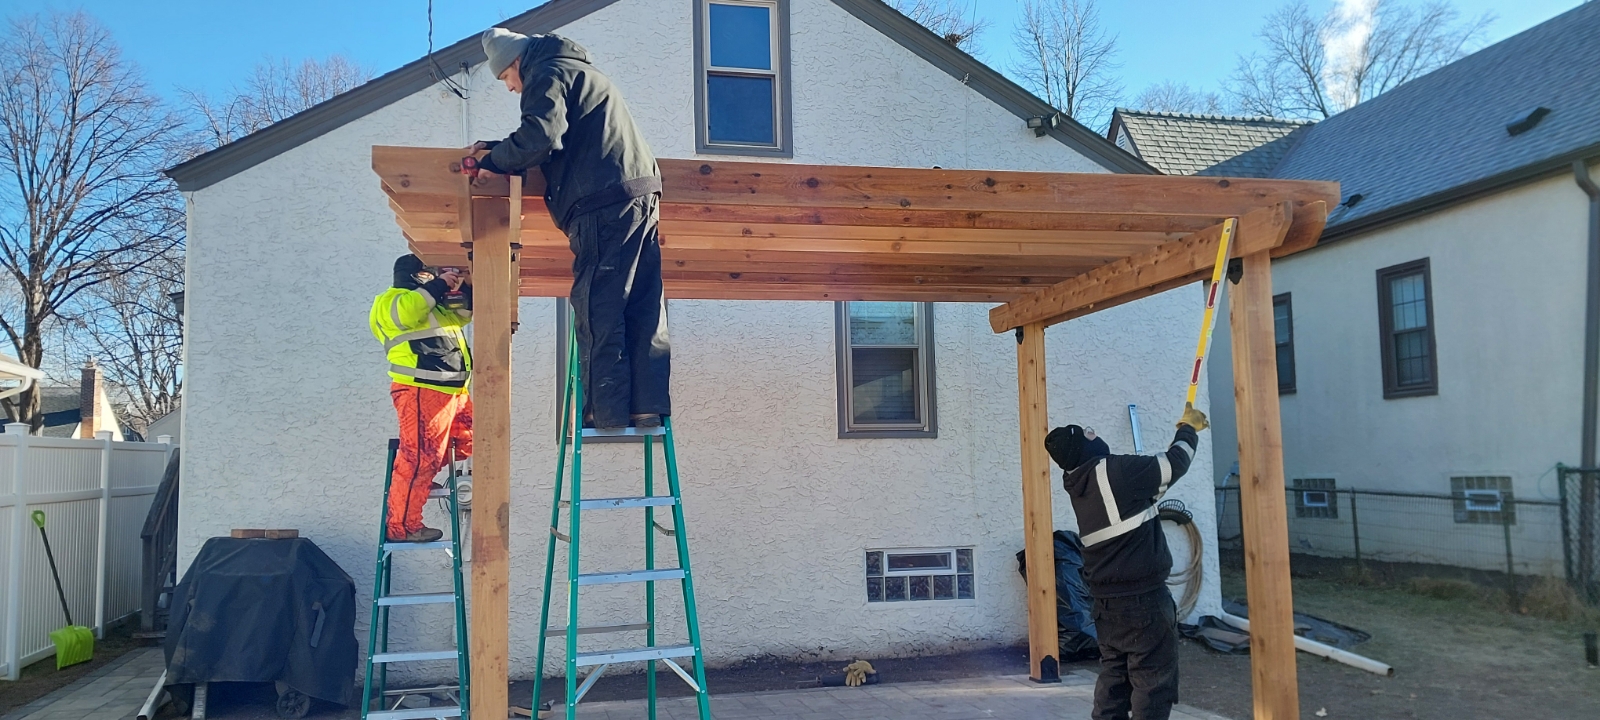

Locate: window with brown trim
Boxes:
[1273,292,1295,394]
[1376,259,1438,398]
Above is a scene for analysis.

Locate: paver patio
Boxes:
[1,648,1233,720]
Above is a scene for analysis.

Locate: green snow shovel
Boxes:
[32,510,93,669]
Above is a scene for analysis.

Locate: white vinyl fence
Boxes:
[0,423,174,679]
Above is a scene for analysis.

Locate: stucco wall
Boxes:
[1209,167,1594,572]
[179,0,1217,678]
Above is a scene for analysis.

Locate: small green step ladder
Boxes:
[360,439,471,720]
[532,321,713,720]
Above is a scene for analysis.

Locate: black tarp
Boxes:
[164,537,358,707]
[1016,530,1100,661]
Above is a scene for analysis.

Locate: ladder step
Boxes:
[428,488,452,499]
[580,426,666,437]
[384,541,453,552]
[575,644,697,666]
[371,650,459,663]
[366,707,462,720]
[379,592,456,606]
[560,496,677,510]
[576,569,685,586]
[544,622,651,638]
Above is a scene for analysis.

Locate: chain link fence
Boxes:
[1215,484,1570,609]
[1559,466,1600,604]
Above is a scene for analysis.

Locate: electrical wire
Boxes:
[428,0,470,100]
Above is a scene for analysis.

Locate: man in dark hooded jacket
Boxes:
[1046,403,1209,720]
[470,27,669,430]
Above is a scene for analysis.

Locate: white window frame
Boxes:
[694,0,793,156]
[866,547,974,604]
[835,302,937,438]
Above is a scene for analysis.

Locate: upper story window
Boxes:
[1274,293,1296,394]
[1376,259,1438,398]
[696,0,792,156]
[836,302,937,438]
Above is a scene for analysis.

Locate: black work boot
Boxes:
[388,527,444,543]
[631,414,662,429]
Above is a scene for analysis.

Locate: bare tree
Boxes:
[891,0,991,51]
[0,11,185,431]
[1229,0,1491,119]
[186,55,370,148]
[1011,0,1122,127]
[1132,81,1228,115]
[56,252,182,435]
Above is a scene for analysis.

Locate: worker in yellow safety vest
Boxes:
[369,254,473,543]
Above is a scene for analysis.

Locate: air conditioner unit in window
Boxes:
[1462,489,1503,512]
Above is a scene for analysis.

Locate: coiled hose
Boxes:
[1160,500,1204,619]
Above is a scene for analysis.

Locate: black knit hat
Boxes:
[1045,425,1111,472]
[393,254,431,289]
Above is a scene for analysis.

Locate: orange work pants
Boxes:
[388,382,473,537]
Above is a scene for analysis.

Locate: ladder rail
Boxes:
[447,442,471,720]
[645,433,657,720]
[664,418,714,720]
[564,338,584,720]
[531,325,577,717]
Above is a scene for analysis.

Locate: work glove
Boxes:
[843,660,874,687]
[1178,402,1209,432]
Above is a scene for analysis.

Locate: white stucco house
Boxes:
[1111,2,1600,575]
[165,0,1223,679]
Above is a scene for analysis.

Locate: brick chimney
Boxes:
[80,359,101,439]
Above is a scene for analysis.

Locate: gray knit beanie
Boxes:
[482,27,532,77]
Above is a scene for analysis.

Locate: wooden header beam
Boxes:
[989,202,1305,332]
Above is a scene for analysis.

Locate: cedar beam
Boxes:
[1230,250,1300,719]
[988,203,1293,333]
[469,195,513,720]
[1016,322,1059,682]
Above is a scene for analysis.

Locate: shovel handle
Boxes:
[31,510,44,528]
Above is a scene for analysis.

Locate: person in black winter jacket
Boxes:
[1046,403,1209,720]
[470,27,669,430]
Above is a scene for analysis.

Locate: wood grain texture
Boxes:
[988,203,1292,332]
[1016,322,1058,681]
[468,196,513,720]
[1229,251,1300,720]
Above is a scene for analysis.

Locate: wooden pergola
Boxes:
[375,146,1337,720]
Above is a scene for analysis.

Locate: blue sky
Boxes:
[1,0,1582,114]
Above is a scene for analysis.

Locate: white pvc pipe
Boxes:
[137,669,168,720]
[1220,612,1394,677]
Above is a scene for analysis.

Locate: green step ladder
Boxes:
[360,439,472,720]
[532,322,713,720]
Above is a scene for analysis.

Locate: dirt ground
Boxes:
[0,622,145,714]
[1178,561,1600,720]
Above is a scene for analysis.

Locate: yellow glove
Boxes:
[843,660,875,687]
[1178,402,1210,432]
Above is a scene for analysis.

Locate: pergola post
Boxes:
[469,186,516,720]
[1228,250,1300,720]
[1016,321,1060,682]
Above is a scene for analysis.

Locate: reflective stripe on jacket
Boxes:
[370,286,472,394]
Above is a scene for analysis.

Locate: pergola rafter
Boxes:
[372,146,1338,720]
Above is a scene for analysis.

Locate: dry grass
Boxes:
[1522,576,1600,623]
[1403,576,1483,602]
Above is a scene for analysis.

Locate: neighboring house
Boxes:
[1111,2,1600,574]
[165,0,1222,678]
[145,410,180,444]
[1,361,128,441]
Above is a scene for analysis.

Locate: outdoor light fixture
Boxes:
[1027,113,1058,137]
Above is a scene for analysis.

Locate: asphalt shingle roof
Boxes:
[1118,3,1600,238]
[1268,1,1600,232]
[1114,111,1313,177]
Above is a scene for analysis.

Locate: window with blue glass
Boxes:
[699,0,788,153]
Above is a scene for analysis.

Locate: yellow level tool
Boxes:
[1186,217,1238,407]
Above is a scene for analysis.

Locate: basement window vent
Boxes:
[1293,478,1338,519]
[1506,107,1551,136]
[1451,476,1516,525]
[866,548,973,603]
